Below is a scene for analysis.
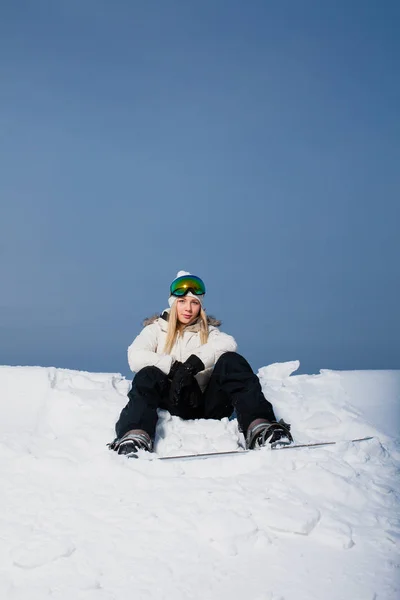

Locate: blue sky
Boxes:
[1,0,399,377]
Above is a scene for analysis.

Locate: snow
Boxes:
[1,362,399,600]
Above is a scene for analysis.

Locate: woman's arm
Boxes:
[127,324,173,375]
[192,328,237,370]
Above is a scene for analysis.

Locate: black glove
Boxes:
[169,355,205,408]
[168,360,183,381]
[183,354,205,376]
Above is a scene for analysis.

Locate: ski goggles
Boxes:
[170,275,206,297]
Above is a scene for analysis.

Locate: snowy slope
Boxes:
[1,362,399,600]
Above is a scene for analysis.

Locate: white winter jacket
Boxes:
[127,310,237,391]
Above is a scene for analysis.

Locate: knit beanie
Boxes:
[168,271,205,307]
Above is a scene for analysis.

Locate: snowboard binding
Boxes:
[246,419,293,450]
[108,430,153,456]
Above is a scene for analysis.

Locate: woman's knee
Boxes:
[215,352,253,372]
[130,366,168,394]
[218,351,239,361]
[133,366,165,383]
[216,351,245,365]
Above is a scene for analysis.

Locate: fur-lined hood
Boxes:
[143,310,221,331]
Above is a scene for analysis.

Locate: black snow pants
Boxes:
[115,352,277,440]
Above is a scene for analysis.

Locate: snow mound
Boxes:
[259,362,400,440]
[0,363,399,600]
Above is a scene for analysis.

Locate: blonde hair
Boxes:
[164,301,209,354]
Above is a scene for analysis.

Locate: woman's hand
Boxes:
[169,355,204,408]
[168,360,183,381]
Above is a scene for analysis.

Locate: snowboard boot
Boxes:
[108,430,153,456]
[246,419,293,449]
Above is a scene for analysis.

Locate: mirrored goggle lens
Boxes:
[170,275,206,296]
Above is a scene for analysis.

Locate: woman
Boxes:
[110,271,292,455]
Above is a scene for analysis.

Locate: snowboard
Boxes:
[130,436,374,462]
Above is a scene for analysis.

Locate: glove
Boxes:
[169,355,204,408]
[183,354,205,376]
[168,360,183,381]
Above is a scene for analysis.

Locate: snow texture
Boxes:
[1,362,399,600]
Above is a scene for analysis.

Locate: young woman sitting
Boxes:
[110,271,292,455]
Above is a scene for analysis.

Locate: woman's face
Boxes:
[175,296,201,325]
